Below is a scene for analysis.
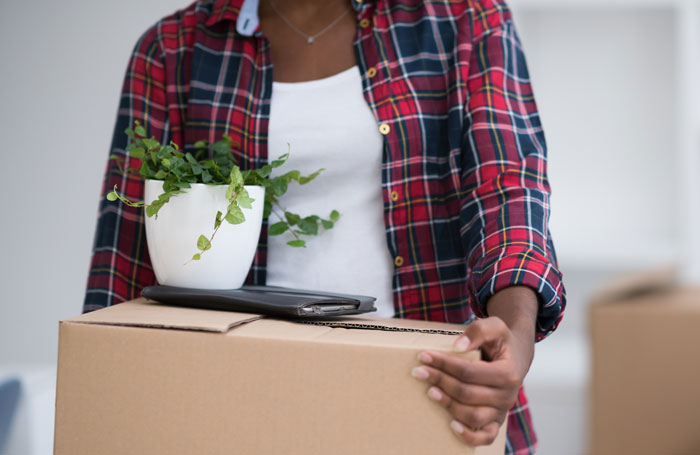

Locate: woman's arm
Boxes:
[83,23,169,313]
[458,0,565,342]
[412,0,565,446]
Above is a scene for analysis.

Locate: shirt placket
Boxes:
[353,4,415,317]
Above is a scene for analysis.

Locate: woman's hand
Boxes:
[410,286,539,446]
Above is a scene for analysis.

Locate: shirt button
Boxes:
[359,18,370,28]
[366,67,377,78]
[394,256,404,267]
[379,123,391,135]
[390,191,399,202]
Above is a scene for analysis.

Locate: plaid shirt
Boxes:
[84,0,566,453]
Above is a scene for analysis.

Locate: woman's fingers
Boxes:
[450,419,502,446]
[426,385,505,429]
[417,350,518,389]
[453,317,510,358]
[411,364,511,409]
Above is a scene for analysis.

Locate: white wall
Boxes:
[513,7,679,268]
[0,0,185,365]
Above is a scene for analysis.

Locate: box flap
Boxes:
[62,299,262,333]
[590,265,677,305]
[62,299,467,344]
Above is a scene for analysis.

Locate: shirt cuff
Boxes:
[469,249,566,341]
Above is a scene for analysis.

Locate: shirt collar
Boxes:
[206,0,369,35]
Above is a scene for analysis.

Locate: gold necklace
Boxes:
[268,1,352,45]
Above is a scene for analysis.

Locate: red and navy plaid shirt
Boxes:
[84,0,565,452]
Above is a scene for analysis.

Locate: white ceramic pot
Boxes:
[144,180,265,289]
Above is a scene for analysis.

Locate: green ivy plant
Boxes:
[107,121,339,261]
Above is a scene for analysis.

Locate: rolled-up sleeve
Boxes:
[83,23,169,313]
[460,1,565,341]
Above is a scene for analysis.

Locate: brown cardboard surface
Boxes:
[590,286,700,455]
[55,300,507,454]
[66,298,262,332]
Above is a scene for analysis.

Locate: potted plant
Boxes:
[108,121,339,289]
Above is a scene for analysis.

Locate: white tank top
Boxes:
[265,66,395,318]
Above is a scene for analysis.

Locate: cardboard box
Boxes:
[590,270,700,455]
[55,299,507,454]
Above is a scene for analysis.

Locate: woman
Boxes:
[84,0,566,453]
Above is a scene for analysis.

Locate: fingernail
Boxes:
[450,419,465,435]
[411,366,429,380]
[417,351,432,364]
[427,386,442,401]
[454,336,470,353]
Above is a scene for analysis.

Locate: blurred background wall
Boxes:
[0,1,189,452]
[1,0,698,453]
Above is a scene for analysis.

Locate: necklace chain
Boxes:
[268,1,352,45]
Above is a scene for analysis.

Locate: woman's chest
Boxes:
[169,4,471,188]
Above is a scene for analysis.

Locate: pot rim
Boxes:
[144,179,264,189]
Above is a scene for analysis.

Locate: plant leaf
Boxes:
[321,219,334,230]
[287,239,306,248]
[229,166,243,186]
[263,199,272,219]
[270,159,285,168]
[299,168,325,185]
[271,178,288,197]
[130,147,146,159]
[225,205,245,224]
[197,235,211,251]
[284,212,300,226]
[330,210,340,221]
[237,189,254,209]
[191,253,201,261]
[142,137,159,150]
[185,152,198,165]
[298,217,318,236]
[269,221,289,236]
[282,170,300,181]
[145,204,160,218]
[257,165,272,178]
[212,139,230,156]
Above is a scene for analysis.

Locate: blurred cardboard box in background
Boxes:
[590,268,700,454]
[54,300,506,454]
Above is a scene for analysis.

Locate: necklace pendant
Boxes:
[307,36,314,45]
